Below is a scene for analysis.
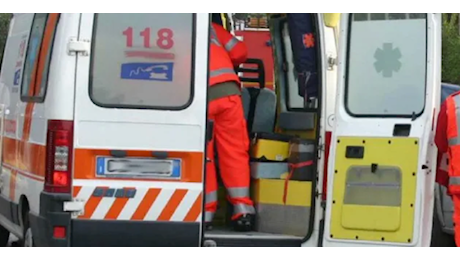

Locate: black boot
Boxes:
[232,214,254,232]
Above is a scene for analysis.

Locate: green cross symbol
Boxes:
[373,43,402,78]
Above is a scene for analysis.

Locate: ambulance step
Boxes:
[204,228,302,247]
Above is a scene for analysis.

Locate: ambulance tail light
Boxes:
[44,120,74,193]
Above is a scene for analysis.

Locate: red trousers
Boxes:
[205,95,255,222]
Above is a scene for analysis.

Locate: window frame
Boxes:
[343,13,428,118]
[88,13,197,111]
[20,13,59,104]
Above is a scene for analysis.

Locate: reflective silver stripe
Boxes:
[224,37,239,52]
[229,188,255,216]
[205,191,217,203]
[210,27,221,47]
[210,26,218,39]
[211,38,221,46]
[205,211,214,223]
[450,177,460,185]
[233,203,256,215]
[449,138,460,146]
[209,68,235,78]
[449,94,460,146]
[227,187,249,199]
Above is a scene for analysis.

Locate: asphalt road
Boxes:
[8,235,456,247]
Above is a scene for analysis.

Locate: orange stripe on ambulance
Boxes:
[73,184,203,222]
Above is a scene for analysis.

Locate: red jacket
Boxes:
[209,23,247,87]
[435,100,450,188]
[435,91,460,189]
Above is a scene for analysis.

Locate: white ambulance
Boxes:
[0,13,440,247]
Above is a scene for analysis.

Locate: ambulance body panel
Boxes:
[0,13,81,245]
[323,13,440,247]
[0,13,440,247]
[0,13,209,247]
[72,13,209,246]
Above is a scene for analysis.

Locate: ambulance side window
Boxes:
[345,13,427,117]
[281,14,318,111]
[20,13,59,103]
[89,14,195,110]
[282,23,304,110]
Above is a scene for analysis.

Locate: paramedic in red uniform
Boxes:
[435,90,460,246]
[205,22,255,231]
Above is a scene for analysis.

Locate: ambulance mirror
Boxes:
[324,13,340,28]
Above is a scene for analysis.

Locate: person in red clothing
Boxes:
[205,22,255,232]
[435,100,450,188]
[435,90,460,246]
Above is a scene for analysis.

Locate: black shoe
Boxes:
[232,214,254,232]
[205,222,213,231]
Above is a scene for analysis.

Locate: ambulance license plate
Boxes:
[96,157,181,179]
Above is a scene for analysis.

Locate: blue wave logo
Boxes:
[13,69,21,86]
[120,62,174,82]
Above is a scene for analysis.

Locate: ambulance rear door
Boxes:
[323,13,441,247]
[70,13,209,246]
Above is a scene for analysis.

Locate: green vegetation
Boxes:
[0,13,11,65]
[0,14,460,84]
[442,13,460,84]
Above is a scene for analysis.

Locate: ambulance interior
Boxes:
[206,13,333,246]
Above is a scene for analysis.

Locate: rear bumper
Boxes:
[29,192,72,247]
[71,220,200,247]
[31,191,201,247]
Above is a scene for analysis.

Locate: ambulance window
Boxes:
[22,14,47,98]
[345,13,427,117]
[89,14,195,110]
[21,13,59,103]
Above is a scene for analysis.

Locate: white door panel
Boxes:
[323,13,441,247]
[74,13,208,152]
[72,14,209,247]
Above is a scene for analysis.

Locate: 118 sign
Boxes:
[122,27,174,50]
